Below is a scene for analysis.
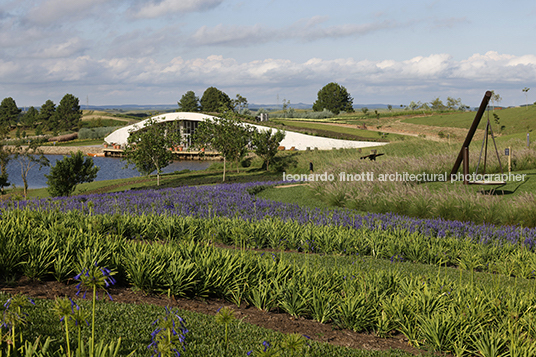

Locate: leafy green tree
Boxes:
[312,82,354,115]
[46,150,99,197]
[446,97,461,111]
[13,142,49,198]
[0,145,11,193]
[0,97,21,136]
[200,87,232,112]
[178,91,200,112]
[54,94,82,130]
[252,129,285,171]
[430,97,445,111]
[38,99,56,130]
[193,112,254,181]
[232,94,248,113]
[122,117,181,186]
[23,106,39,128]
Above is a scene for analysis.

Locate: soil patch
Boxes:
[1,277,425,355]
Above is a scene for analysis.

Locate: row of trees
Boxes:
[178,87,248,113]
[178,83,355,116]
[0,94,83,135]
[123,111,285,184]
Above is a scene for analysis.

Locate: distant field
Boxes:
[271,119,406,142]
[402,105,536,135]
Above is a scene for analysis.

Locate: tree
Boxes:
[45,151,99,197]
[200,87,232,112]
[193,112,254,181]
[178,91,200,112]
[23,106,39,128]
[232,94,248,113]
[523,87,530,109]
[252,129,285,171]
[312,82,354,115]
[38,100,56,130]
[122,117,181,186]
[0,97,21,136]
[430,97,445,111]
[13,142,49,198]
[446,97,461,111]
[54,94,82,130]
[490,91,502,111]
[0,145,11,193]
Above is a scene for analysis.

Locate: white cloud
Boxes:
[26,0,111,26]
[129,0,223,19]
[189,17,401,47]
[2,51,536,105]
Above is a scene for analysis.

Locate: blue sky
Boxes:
[1,0,535,108]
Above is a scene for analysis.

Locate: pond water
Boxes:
[6,155,212,189]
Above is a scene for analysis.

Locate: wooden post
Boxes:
[463,146,469,185]
[508,147,512,173]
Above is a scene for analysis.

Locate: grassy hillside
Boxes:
[402,105,536,135]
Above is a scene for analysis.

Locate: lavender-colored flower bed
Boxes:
[3,181,536,248]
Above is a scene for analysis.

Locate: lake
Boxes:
[6,155,213,189]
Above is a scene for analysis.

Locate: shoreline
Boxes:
[7,145,104,155]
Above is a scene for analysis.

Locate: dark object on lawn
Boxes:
[360,153,384,161]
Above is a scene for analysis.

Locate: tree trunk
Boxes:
[223,157,226,182]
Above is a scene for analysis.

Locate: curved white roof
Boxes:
[104,112,386,150]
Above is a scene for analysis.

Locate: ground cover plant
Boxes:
[3,181,536,355]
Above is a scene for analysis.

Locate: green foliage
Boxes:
[251,129,285,171]
[200,87,232,112]
[23,107,39,128]
[0,97,21,136]
[45,151,99,197]
[122,118,180,186]
[193,112,254,181]
[177,91,200,112]
[55,94,82,130]
[38,100,56,131]
[312,82,354,115]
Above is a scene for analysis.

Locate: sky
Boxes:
[1,0,536,108]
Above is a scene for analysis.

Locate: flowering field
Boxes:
[5,181,536,248]
[3,181,536,356]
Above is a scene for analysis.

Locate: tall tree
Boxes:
[312,82,354,115]
[200,87,232,112]
[46,150,100,197]
[0,97,21,136]
[523,87,530,109]
[430,97,445,111]
[178,91,200,112]
[193,112,254,181]
[13,142,49,198]
[38,100,56,130]
[0,145,11,193]
[23,106,39,128]
[251,129,286,171]
[232,94,248,113]
[122,117,181,186]
[55,94,82,130]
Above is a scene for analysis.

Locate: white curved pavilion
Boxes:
[104,112,387,151]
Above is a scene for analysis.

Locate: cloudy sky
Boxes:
[1,0,536,108]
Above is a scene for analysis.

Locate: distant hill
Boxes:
[76,103,393,112]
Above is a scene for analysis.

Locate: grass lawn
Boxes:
[401,105,536,136]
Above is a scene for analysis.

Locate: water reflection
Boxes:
[6,155,212,189]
